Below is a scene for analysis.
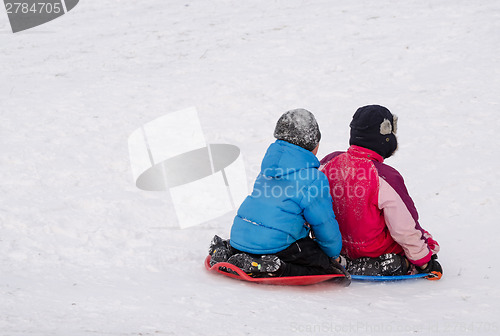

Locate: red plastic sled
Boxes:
[205,256,346,286]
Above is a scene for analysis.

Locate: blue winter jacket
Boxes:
[230,140,342,258]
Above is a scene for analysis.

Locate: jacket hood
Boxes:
[260,140,319,177]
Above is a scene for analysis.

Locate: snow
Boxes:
[1,0,499,335]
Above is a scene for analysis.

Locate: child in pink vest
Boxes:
[320,105,442,279]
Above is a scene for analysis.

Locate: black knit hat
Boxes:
[349,105,398,158]
[274,108,321,151]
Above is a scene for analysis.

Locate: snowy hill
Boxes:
[1,1,499,335]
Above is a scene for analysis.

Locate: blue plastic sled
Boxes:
[351,273,429,281]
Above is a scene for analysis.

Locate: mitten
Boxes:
[417,255,442,280]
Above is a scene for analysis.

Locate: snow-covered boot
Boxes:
[378,253,408,276]
[227,253,282,276]
[347,253,408,276]
[208,235,231,266]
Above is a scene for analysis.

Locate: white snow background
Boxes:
[1,1,499,335]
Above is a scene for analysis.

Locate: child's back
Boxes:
[320,105,442,278]
[231,139,341,257]
[209,109,348,280]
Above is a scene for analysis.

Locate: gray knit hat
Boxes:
[274,108,321,151]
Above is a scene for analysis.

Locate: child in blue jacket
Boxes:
[209,109,348,280]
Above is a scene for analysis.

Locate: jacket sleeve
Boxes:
[378,176,437,266]
[300,172,342,258]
